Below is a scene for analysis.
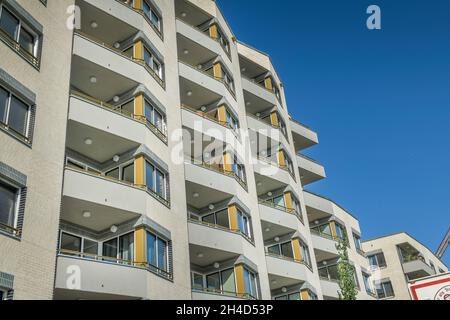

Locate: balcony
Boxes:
[290,118,319,152]
[320,279,340,300]
[311,233,339,261]
[403,259,435,280]
[72,31,164,91]
[54,254,148,300]
[242,77,278,107]
[258,200,302,237]
[297,154,326,185]
[246,114,290,149]
[266,253,314,290]
[192,289,249,300]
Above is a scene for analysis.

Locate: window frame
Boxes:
[146,230,169,272]
[368,252,387,269]
[0,4,39,58]
[375,280,395,299]
[145,159,167,199]
[0,177,20,233]
[0,85,31,139]
[142,0,162,32]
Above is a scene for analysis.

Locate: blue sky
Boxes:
[218,0,450,265]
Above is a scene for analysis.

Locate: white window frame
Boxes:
[0,4,39,57]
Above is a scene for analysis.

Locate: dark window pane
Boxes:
[155,169,164,197]
[122,163,134,184]
[275,295,287,300]
[146,162,154,191]
[0,181,17,228]
[0,87,8,123]
[318,267,328,279]
[106,168,119,180]
[120,100,134,116]
[206,272,220,291]
[8,96,28,136]
[60,233,82,252]
[202,213,215,225]
[377,253,387,267]
[268,245,280,256]
[221,268,236,293]
[157,237,167,271]
[281,242,294,259]
[328,265,339,281]
[288,293,300,300]
[146,232,156,266]
[83,239,98,256]
[0,8,19,40]
[215,209,229,229]
[384,281,394,297]
[192,273,203,290]
[19,27,34,55]
[119,232,134,262]
[102,238,118,260]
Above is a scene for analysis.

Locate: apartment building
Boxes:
[0,0,74,299]
[0,0,445,301]
[362,233,448,300]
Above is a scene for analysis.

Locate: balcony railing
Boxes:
[265,252,313,272]
[59,249,172,280]
[256,154,296,181]
[115,0,163,40]
[0,222,21,238]
[74,31,165,89]
[188,218,254,245]
[65,165,170,208]
[310,227,341,242]
[258,198,303,224]
[181,104,239,137]
[241,75,282,104]
[70,90,168,143]
[186,157,247,191]
[178,60,236,100]
[0,28,40,69]
[192,287,256,300]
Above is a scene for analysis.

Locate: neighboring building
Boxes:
[0,0,446,301]
[362,233,449,300]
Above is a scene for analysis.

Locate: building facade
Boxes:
[363,233,448,300]
[0,0,446,300]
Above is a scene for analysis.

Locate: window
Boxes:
[368,252,387,269]
[309,291,318,300]
[318,262,339,281]
[0,6,38,57]
[205,268,237,295]
[143,46,162,78]
[0,86,31,138]
[300,241,312,267]
[0,179,18,231]
[268,241,294,260]
[362,272,373,295]
[121,163,135,184]
[353,233,363,252]
[119,99,134,116]
[146,231,168,272]
[226,110,238,131]
[102,233,134,264]
[191,272,204,290]
[145,160,167,199]
[106,167,120,180]
[142,0,161,32]
[376,280,394,299]
[60,232,82,253]
[244,268,258,299]
[202,208,229,229]
[335,222,347,240]
[105,161,134,184]
[237,209,251,238]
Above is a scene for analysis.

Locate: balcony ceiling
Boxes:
[268,274,303,292]
[66,120,139,163]
[177,34,217,67]
[261,220,296,242]
[76,0,137,46]
[254,173,287,196]
[71,56,137,101]
[61,196,140,232]
[314,247,339,263]
[299,168,325,186]
[175,1,212,27]
[243,90,274,115]
[306,206,332,224]
[54,288,140,300]
[185,181,231,209]
[239,55,268,80]
[189,244,238,268]
[179,77,222,108]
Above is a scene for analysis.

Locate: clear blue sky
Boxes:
[218,0,450,266]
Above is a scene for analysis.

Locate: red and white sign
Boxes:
[409,273,450,300]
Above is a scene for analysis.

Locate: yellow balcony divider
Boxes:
[134,40,144,60]
[330,221,338,240]
[217,104,227,123]
[235,264,246,297]
[277,150,286,168]
[133,0,142,10]
[264,77,273,91]
[223,152,233,172]
[270,111,279,128]
[228,205,238,232]
[213,62,222,80]
[300,289,310,300]
[134,94,145,121]
[135,155,146,188]
[135,226,146,267]
[209,24,218,39]
[292,238,303,262]
[284,192,293,211]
